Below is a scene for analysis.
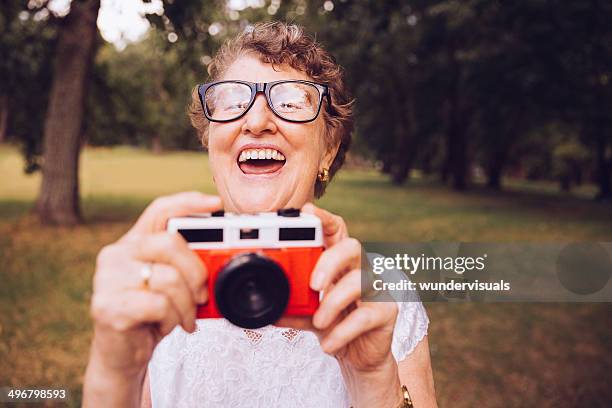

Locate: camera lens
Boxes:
[215,253,290,329]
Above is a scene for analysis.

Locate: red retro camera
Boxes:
[166,208,323,329]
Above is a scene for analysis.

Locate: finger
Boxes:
[310,237,362,291]
[313,269,361,330]
[91,290,182,337]
[158,297,185,337]
[148,264,197,333]
[302,203,348,247]
[131,233,208,303]
[319,306,385,355]
[125,192,223,238]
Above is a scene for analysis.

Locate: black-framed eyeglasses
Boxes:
[198,80,331,123]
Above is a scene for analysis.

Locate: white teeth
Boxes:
[238,148,286,162]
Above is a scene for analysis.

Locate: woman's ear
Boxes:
[321,141,341,171]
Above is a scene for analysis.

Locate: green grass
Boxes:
[1,144,611,407]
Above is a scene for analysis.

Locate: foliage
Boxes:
[86,33,201,150]
[314,0,612,196]
[0,2,57,171]
[2,0,611,197]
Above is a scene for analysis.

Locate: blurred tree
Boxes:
[490,0,612,198]
[518,123,593,192]
[36,0,100,225]
[553,137,590,192]
[0,2,57,170]
[428,0,480,191]
[25,0,222,224]
[320,0,611,198]
[550,0,612,199]
[86,34,200,151]
[469,2,546,190]
[316,0,422,184]
[32,0,227,224]
[4,0,611,217]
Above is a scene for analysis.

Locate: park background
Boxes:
[1,0,611,406]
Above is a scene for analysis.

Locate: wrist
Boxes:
[339,353,403,408]
[83,353,146,408]
[90,327,152,375]
[83,333,149,408]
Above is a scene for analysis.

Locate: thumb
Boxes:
[124,192,222,240]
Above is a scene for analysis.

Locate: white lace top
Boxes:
[148,299,429,407]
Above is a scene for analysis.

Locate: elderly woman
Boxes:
[83,22,436,407]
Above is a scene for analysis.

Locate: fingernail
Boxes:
[321,339,335,354]
[313,312,326,329]
[311,271,322,291]
[201,196,222,208]
[302,203,314,213]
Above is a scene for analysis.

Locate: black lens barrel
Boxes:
[215,253,290,329]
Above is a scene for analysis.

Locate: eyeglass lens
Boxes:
[204,82,321,122]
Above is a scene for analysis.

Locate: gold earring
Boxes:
[317,168,329,183]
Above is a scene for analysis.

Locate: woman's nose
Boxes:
[241,94,278,135]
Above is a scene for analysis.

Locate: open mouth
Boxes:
[238,148,286,175]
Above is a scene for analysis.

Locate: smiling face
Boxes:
[207,54,337,213]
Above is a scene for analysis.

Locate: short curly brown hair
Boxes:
[189,21,353,198]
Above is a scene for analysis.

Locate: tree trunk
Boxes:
[151,135,163,154]
[36,0,100,225]
[486,152,507,190]
[448,123,468,190]
[389,67,417,186]
[595,134,611,200]
[486,163,502,190]
[444,101,469,190]
[391,159,413,185]
[0,94,8,143]
[441,158,449,184]
[421,148,434,175]
[444,41,469,191]
[559,175,571,192]
[381,158,393,174]
[391,113,417,185]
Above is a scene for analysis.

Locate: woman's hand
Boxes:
[279,203,402,407]
[306,204,398,369]
[84,192,222,406]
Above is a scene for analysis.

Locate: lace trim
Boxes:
[188,304,427,359]
[238,302,427,359]
[243,329,264,345]
[392,301,430,361]
[280,328,300,343]
[218,302,427,358]
[242,326,303,345]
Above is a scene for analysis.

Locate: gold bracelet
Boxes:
[398,385,414,408]
[349,384,413,408]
